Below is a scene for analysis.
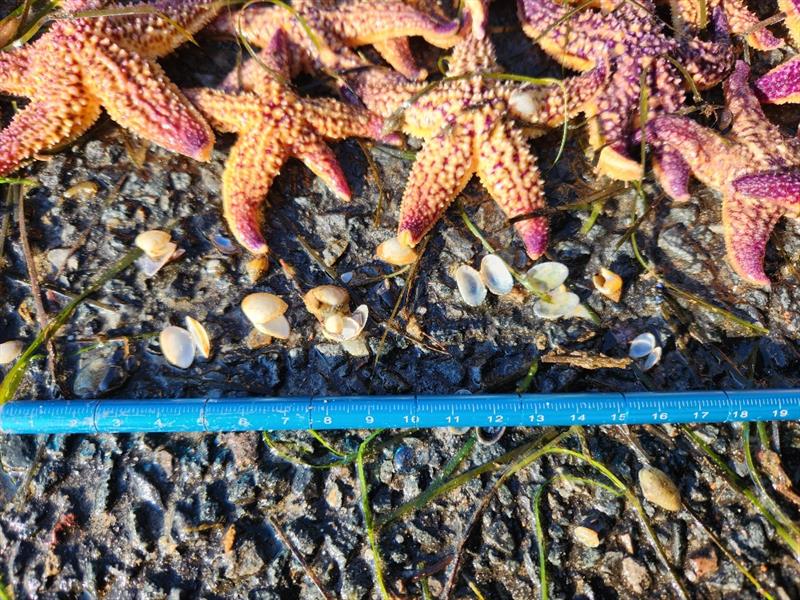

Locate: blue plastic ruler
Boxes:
[0,389,798,434]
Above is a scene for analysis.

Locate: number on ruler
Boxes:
[446,415,460,424]
[365,415,375,424]
[693,411,709,420]
[611,413,627,422]
[730,410,748,420]
[323,416,332,425]
[652,412,668,421]
[403,415,420,424]
[529,414,544,423]
[773,409,788,418]
[570,414,586,422]
[488,415,503,424]
[282,416,289,425]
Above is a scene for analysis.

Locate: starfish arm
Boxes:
[476,119,548,259]
[754,56,800,105]
[221,30,293,94]
[104,0,220,58]
[679,37,734,89]
[81,46,214,160]
[0,45,35,96]
[517,0,607,72]
[593,62,645,181]
[646,115,737,187]
[652,147,692,203]
[448,28,500,75]
[293,137,351,202]
[322,0,459,49]
[778,0,800,46]
[397,118,476,247]
[222,132,289,255]
[721,0,783,50]
[723,192,784,287]
[0,91,100,175]
[303,97,388,142]
[344,67,425,117]
[372,38,427,81]
[732,169,800,207]
[182,87,257,133]
[509,62,606,128]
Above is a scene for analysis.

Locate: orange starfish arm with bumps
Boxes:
[184,29,398,255]
[208,0,460,81]
[0,0,220,176]
[348,12,607,262]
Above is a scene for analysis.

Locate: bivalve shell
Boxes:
[629,333,657,359]
[185,316,211,359]
[323,313,345,335]
[526,261,569,293]
[137,242,178,277]
[0,340,24,365]
[376,236,418,265]
[135,230,172,259]
[242,293,288,326]
[455,265,487,307]
[160,326,195,369]
[254,315,291,339]
[533,291,580,319]
[480,254,514,295]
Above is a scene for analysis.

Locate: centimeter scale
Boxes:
[0,389,798,434]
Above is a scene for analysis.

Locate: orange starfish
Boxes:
[348,14,607,261]
[208,0,460,81]
[0,0,220,175]
[184,29,398,255]
[670,0,783,50]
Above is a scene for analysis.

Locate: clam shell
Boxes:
[323,313,345,335]
[245,255,269,283]
[0,340,24,365]
[340,305,368,341]
[311,285,349,307]
[629,333,657,359]
[376,236,418,265]
[526,261,569,293]
[135,230,172,259]
[642,346,662,371]
[480,254,514,295]
[533,291,580,319]
[255,315,291,339]
[160,326,195,369]
[455,265,487,307]
[592,267,623,302]
[242,293,288,325]
[136,242,178,277]
[185,316,211,359]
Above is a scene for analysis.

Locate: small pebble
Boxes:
[393,445,415,473]
[573,526,601,548]
[638,466,681,512]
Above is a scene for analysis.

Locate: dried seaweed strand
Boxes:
[268,514,334,600]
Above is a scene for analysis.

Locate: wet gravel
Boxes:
[3,0,800,598]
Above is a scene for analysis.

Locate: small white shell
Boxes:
[642,346,662,371]
[341,336,369,357]
[0,340,24,365]
[255,315,291,339]
[242,293,288,325]
[638,466,681,512]
[533,291,580,319]
[508,89,539,120]
[480,254,514,295]
[376,236,418,265]
[323,313,345,335]
[455,265,487,307]
[160,326,195,369]
[135,230,172,258]
[185,316,211,359]
[629,333,657,359]
[311,285,349,307]
[341,305,369,341]
[526,262,569,293]
[593,267,623,302]
[137,242,178,277]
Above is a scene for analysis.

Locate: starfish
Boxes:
[347,14,607,260]
[644,61,800,287]
[0,0,220,176]
[669,0,784,50]
[208,0,460,81]
[753,1,800,107]
[183,29,397,255]
[517,0,735,181]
